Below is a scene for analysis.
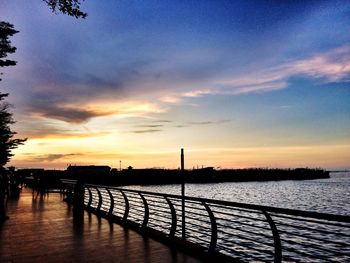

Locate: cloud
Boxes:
[35,106,107,123]
[188,120,230,125]
[166,45,350,101]
[31,153,83,162]
[215,45,350,95]
[134,124,164,128]
[132,129,162,134]
[175,119,230,128]
[291,46,350,82]
[155,120,173,123]
[26,97,167,123]
[19,40,350,125]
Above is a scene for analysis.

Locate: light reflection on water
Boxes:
[122,172,350,215]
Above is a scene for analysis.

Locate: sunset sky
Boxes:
[1,1,350,170]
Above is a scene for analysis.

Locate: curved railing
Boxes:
[61,180,350,262]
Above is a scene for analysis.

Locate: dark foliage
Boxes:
[0,22,26,168]
[43,0,87,18]
[0,22,18,80]
[0,94,26,167]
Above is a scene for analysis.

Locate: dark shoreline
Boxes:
[17,167,330,190]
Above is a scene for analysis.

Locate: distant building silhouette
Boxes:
[66,165,111,177]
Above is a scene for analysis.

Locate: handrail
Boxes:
[84,183,350,223]
[61,180,350,262]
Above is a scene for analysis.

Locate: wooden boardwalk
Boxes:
[0,188,201,263]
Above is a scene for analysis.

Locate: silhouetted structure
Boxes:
[13,166,330,192]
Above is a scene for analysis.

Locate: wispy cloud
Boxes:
[175,119,230,128]
[31,153,83,162]
[28,100,167,123]
[172,45,350,100]
[187,120,230,125]
[132,129,162,134]
[33,106,107,123]
[18,43,350,126]
[291,45,350,82]
[134,124,164,128]
[218,45,350,94]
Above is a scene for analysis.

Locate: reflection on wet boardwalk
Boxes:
[0,188,201,263]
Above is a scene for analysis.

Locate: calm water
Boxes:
[123,172,350,215]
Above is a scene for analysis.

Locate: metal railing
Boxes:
[61,180,350,262]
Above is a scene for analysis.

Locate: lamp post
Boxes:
[181,148,185,239]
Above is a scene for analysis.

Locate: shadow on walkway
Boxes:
[0,188,200,263]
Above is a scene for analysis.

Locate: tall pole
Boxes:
[181,148,185,239]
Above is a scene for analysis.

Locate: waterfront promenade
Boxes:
[0,188,200,263]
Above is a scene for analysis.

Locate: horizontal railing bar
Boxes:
[216,244,266,262]
[85,184,350,223]
[128,208,145,216]
[125,215,142,221]
[280,236,350,256]
[214,212,267,224]
[183,209,210,219]
[275,220,350,237]
[272,213,350,228]
[217,219,271,231]
[124,197,143,202]
[217,223,273,241]
[215,244,251,257]
[181,214,210,225]
[149,212,172,220]
[218,230,273,249]
[186,234,209,244]
[147,220,170,230]
[182,226,209,238]
[148,210,172,218]
[281,245,336,261]
[216,236,275,256]
[278,228,350,246]
[211,206,266,222]
[148,217,171,226]
[147,203,171,211]
[183,220,211,230]
[184,201,206,208]
[209,202,263,215]
[184,221,211,232]
[126,202,144,209]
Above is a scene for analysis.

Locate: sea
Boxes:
[96,171,350,261]
[122,171,350,215]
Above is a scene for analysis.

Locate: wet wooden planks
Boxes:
[0,188,201,263]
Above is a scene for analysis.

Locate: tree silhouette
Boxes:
[0,22,26,168]
[43,0,87,18]
[0,2,86,168]
[0,22,18,78]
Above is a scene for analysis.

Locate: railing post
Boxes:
[164,196,177,237]
[262,210,282,263]
[202,201,218,253]
[181,148,186,240]
[139,193,149,228]
[87,187,93,208]
[120,190,129,222]
[106,188,114,215]
[67,185,73,203]
[95,187,103,212]
[73,180,85,211]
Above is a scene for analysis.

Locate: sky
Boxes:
[1,0,349,170]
